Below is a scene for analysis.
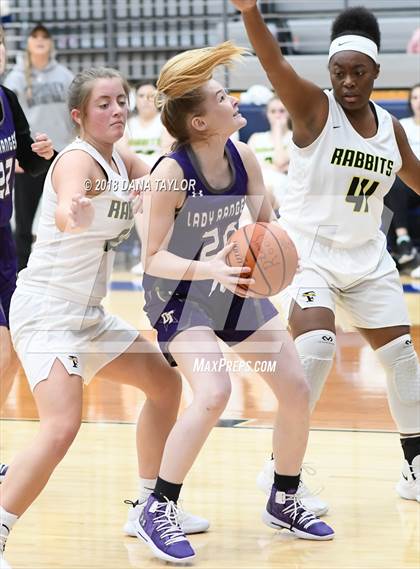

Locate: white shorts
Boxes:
[9,289,138,391]
[279,230,410,329]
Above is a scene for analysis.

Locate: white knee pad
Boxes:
[294,330,336,412]
[376,335,420,404]
[376,334,420,434]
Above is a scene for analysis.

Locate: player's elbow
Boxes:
[55,207,68,232]
[400,167,420,195]
[55,205,81,233]
[143,250,162,276]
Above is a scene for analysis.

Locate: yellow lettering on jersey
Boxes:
[331,147,394,176]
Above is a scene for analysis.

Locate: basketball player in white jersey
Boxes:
[233,1,420,507]
[0,68,207,569]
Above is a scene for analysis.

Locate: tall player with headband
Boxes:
[135,42,334,564]
[0,67,208,569]
[232,1,420,507]
[0,25,54,414]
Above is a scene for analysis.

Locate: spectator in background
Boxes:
[247,96,292,211]
[385,84,420,277]
[4,23,74,270]
[120,82,173,276]
[124,82,173,163]
[407,28,420,54]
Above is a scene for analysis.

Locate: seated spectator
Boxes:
[385,84,420,277]
[123,82,173,165]
[247,96,292,211]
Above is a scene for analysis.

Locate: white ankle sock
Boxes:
[138,477,157,503]
[0,506,18,549]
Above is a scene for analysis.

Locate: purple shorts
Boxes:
[143,284,278,366]
[0,224,17,328]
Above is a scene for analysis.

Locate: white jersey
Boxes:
[17,138,134,306]
[126,114,163,165]
[280,90,402,250]
[400,116,420,159]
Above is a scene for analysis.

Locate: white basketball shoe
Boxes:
[0,525,11,569]
[0,551,11,569]
[123,499,210,536]
[396,456,420,502]
[0,465,8,483]
[256,458,329,516]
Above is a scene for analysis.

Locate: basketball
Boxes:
[226,222,298,297]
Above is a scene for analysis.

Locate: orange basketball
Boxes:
[227,222,298,297]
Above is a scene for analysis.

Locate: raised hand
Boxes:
[230,0,257,13]
[31,133,54,160]
[68,193,94,230]
[130,190,143,215]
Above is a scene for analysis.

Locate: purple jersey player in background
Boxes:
[0,25,54,412]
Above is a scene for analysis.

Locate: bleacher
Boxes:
[265,1,418,53]
[2,1,418,86]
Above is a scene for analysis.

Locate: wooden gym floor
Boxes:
[1,272,419,569]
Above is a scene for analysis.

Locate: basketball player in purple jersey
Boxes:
[0,25,54,411]
[232,1,420,507]
[134,43,334,564]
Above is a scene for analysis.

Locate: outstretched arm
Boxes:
[231,1,328,144]
[53,150,96,233]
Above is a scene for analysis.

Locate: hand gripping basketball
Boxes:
[227,222,298,297]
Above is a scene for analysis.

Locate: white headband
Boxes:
[329,35,378,63]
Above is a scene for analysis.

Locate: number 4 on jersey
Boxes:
[345,176,379,213]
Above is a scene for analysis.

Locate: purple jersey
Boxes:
[142,139,278,366]
[143,139,248,301]
[0,87,17,227]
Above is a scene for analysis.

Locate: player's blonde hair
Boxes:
[156,42,246,145]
